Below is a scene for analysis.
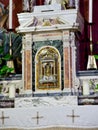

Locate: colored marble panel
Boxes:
[24,50,32,90]
[64,47,72,88]
[64,47,69,88]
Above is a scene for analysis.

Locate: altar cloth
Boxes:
[0,105,98,129]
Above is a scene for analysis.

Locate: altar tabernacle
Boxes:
[0,0,98,130]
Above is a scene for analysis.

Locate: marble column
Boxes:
[63,31,74,90]
[22,34,32,93]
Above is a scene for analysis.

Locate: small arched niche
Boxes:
[35,46,61,92]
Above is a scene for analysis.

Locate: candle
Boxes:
[83,80,90,95]
[9,85,15,98]
[89,0,93,23]
[9,0,13,29]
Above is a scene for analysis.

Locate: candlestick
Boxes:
[89,0,93,23]
[90,25,93,55]
[90,25,92,42]
[9,0,13,29]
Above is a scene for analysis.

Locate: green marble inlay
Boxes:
[32,40,64,91]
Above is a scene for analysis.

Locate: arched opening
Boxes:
[35,46,61,91]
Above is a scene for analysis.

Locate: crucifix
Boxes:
[32,111,44,125]
[67,109,80,123]
[0,111,9,125]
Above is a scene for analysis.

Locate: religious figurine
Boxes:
[23,0,36,12]
[45,63,51,77]
[44,0,75,9]
[30,0,36,12]
[67,0,75,9]
[44,0,67,9]
[23,0,30,12]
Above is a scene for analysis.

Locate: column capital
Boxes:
[22,33,33,50]
[62,30,70,47]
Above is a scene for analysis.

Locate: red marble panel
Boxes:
[64,47,72,88]
[64,47,69,88]
[24,50,32,90]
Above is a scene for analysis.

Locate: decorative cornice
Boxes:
[16,9,82,33]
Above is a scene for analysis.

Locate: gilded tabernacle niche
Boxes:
[35,46,61,91]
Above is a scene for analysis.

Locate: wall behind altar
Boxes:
[0,0,98,71]
[79,0,98,70]
[0,0,22,29]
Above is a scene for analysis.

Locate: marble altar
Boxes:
[0,1,98,130]
[16,3,84,94]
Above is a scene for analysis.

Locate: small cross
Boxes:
[0,111,9,125]
[67,109,80,123]
[32,112,44,125]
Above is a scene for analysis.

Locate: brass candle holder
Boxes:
[7,32,15,73]
[87,24,97,70]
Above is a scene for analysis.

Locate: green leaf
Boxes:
[0,65,14,76]
[0,65,8,75]
[0,47,3,54]
[94,55,98,60]
[0,65,8,71]
[0,59,2,64]
[95,84,98,91]
[2,54,12,61]
[6,68,14,73]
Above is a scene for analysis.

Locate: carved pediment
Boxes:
[16,4,84,33]
[19,16,69,28]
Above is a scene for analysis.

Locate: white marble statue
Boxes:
[23,0,30,11]
[44,0,69,9]
[44,0,76,9]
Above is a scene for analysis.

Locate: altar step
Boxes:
[78,95,98,105]
[1,94,98,108]
[1,127,98,130]
[0,98,14,108]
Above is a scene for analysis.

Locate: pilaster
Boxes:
[22,33,32,93]
[63,31,76,90]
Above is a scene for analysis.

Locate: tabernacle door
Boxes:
[35,46,61,92]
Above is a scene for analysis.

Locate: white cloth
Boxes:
[0,105,98,129]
